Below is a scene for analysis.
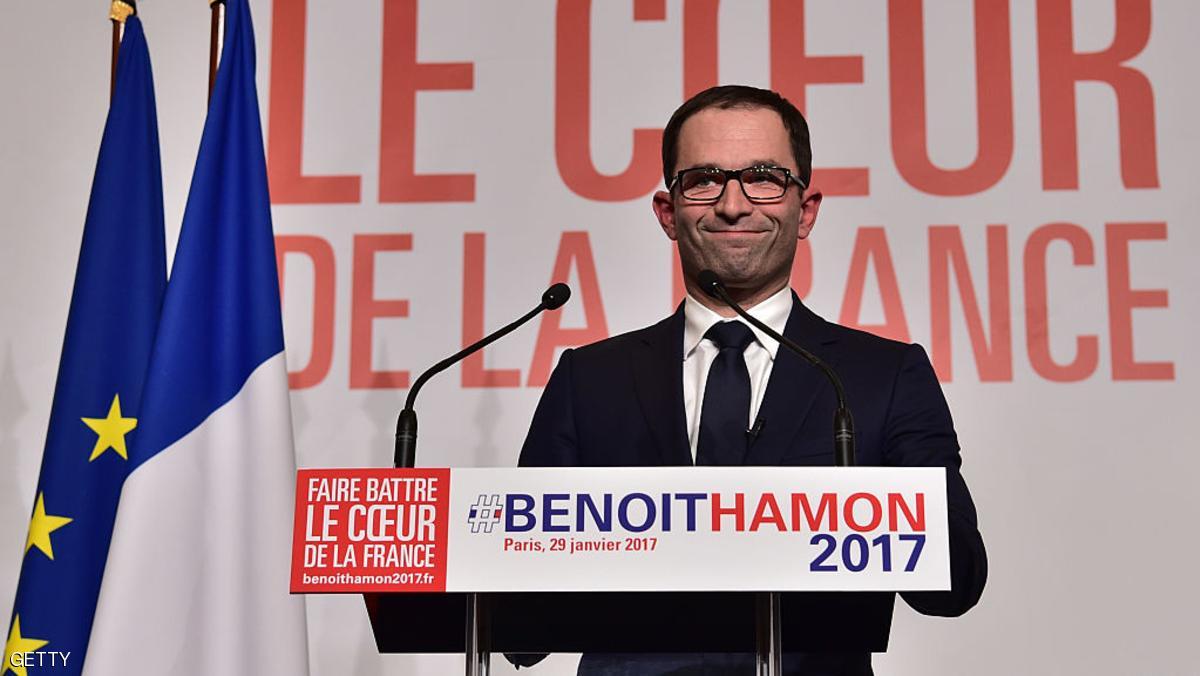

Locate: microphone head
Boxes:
[542,282,572,310]
[697,270,724,298]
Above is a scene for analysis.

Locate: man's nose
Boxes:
[714,179,754,221]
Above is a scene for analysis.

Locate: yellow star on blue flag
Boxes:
[24,493,73,560]
[3,616,49,676]
[81,393,137,461]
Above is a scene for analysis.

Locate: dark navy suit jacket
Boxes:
[515,296,987,675]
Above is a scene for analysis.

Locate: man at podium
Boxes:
[513,85,987,675]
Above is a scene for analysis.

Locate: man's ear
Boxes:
[652,190,678,241]
[798,188,822,240]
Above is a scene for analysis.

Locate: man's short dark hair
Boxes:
[661,85,812,188]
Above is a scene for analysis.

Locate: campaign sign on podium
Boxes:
[290,467,949,594]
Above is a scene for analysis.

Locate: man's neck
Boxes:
[682,278,790,317]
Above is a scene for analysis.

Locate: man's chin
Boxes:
[697,264,793,301]
[704,263,759,288]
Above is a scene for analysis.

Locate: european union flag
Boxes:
[5,16,165,675]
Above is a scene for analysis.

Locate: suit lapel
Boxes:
[632,306,693,466]
[744,296,840,466]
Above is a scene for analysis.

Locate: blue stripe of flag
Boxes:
[128,0,284,469]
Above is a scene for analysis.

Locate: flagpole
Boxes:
[208,0,225,103]
[109,1,135,102]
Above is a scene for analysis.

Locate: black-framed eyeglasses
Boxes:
[667,165,807,203]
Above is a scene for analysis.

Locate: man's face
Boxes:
[653,106,821,301]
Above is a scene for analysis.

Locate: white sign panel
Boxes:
[443,466,948,593]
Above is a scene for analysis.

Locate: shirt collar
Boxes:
[683,286,793,360]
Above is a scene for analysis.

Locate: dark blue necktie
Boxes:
[697,321,756,466]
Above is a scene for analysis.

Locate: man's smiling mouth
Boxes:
[702,228,770,236]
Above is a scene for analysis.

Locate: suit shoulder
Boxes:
[823,320,923,362]
[566,316,672,357]
[566,315,673,362]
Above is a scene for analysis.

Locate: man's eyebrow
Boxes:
[679,159,789,171]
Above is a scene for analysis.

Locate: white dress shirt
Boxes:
[682,286,793,462]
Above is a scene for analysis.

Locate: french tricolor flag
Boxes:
[84,1,308,673]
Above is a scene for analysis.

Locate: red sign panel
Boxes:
[290,468,450,593]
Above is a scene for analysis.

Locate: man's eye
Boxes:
[685,173,722,190]
[744,169,783,185]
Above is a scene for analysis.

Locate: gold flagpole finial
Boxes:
[110,1,135,23]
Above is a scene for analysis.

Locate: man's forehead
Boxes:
[675,106,795,170]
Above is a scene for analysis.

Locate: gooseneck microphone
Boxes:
[697,270,856,467]
[394,283,572,468]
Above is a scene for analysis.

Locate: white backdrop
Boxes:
[2,1,1198,674]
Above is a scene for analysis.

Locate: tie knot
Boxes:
[704,321,756,351]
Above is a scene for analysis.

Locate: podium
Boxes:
[365,590,895,650]
[291,466,949,674]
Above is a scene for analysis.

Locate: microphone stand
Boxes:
[698,271,857,676]
[393,283,570,676]
[699,272,856,468]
